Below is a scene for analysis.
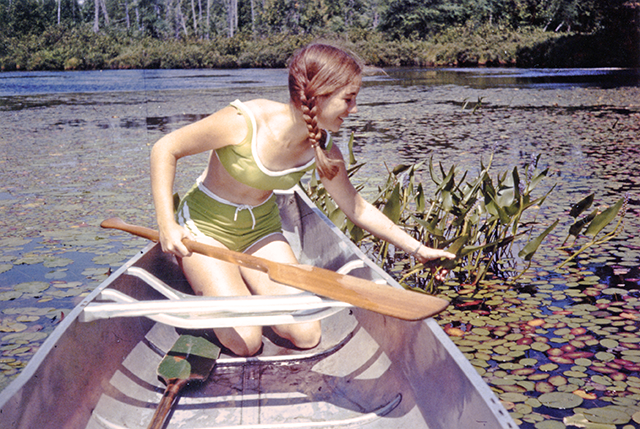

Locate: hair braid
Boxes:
[288,43,362,180]
[300,92,322,147]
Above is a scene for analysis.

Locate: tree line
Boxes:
[1,0,635,40]
[0,0,638,71]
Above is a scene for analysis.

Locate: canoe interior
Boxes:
[0,188,517,429]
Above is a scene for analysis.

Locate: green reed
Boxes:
[303,134,626,293]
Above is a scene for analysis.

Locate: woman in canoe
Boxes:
[150,43,455,356]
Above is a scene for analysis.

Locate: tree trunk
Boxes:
[124,0,131,29]
[57,0,61,25]
[227,0,237,38]
[191,0,198,34]
[93,0,100,32]
[250,0,255,35]
[100,0,110,25]
[177,0,189,38]
[206,0,211,39]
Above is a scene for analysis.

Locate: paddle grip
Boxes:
[101,218,160,242]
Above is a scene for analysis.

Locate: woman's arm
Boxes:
[320,145,455,265]
[150,106,247,256]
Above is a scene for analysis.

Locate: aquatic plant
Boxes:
[558,192,629,268]
[304,135,627,293]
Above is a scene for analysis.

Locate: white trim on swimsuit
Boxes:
[195,176,272,230]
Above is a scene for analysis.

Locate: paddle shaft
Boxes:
[100,218,449,320]
[147,378,188,429]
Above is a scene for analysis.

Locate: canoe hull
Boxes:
[0,188,517,429]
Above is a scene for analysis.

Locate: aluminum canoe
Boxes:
[0,187,518,429]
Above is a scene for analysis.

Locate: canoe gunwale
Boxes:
[0,240,154,411]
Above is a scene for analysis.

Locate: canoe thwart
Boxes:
[80,288,350,328]
[79,261,378,328]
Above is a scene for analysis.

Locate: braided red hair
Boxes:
[288,44,362,179]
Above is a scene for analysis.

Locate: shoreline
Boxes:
[2,26,638,73]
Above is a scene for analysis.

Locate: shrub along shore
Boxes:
[1,24,638,72]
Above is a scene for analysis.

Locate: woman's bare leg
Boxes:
[242,234,322,350]
[179,236,263,357]
[180,233,321,355]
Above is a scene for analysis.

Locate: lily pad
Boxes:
[582,406,631,425]
[0,291,22,301]
[0,238,31,247]
[534,420,565,429]
[564,413,616,429]
[14,256,45,265]
[14,282,49,294]
[501,392,528,402]
[3,307,56,316]
[45,270,67,280]
[539,392,584,409]
[602,288,628,295]
[92,254,126,266]
[15,315,39,322]
[43,257,74,268]
[540,363,559,372]
[0,323,27,333]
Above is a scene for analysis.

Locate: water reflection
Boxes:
[377,67,640,89]
[146,114,209,132]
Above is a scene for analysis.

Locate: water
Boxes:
[0,68,289,96]
[1,67,639,427]
[2,67,639,97]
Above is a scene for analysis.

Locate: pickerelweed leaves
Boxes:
[304,140,626,292]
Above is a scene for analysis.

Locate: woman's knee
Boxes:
[275,321,322,350]
[217,326,263,357]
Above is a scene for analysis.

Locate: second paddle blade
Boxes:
[157,334,221,384]
[148,335,221,429]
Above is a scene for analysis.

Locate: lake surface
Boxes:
[1,67,639,428]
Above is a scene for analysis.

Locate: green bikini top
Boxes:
[215,100,330,191]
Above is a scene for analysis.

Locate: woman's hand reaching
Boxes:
[414,244,456,282]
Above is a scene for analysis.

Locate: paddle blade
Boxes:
[157,335,221,385]
[149,335,221,429]
[269,263,449,321]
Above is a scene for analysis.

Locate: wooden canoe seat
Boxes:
[79,261,384,328]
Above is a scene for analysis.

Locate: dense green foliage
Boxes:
[304,139,627,293]
[0,0,638,71]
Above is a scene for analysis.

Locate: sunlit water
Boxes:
[1,67,639,427]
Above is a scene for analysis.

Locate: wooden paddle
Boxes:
[101,217,449,321]
[148,334,221,429]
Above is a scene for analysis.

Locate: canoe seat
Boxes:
[79,261,384,328]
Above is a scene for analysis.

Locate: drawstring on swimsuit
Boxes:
[234,205,257,229]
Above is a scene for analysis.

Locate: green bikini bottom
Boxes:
[176,180,283,253]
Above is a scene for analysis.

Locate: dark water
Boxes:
[1,67,639,427]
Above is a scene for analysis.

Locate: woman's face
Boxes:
[316,80,361,133]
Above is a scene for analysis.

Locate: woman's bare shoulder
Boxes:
[243,99,288,120]
[193,104,251,147]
